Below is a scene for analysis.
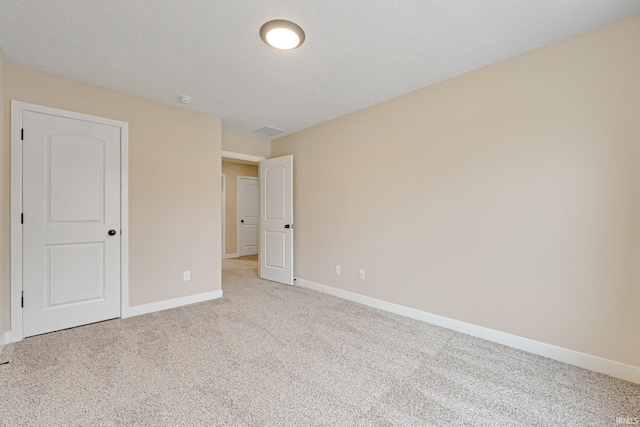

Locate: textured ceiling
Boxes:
[0,1,639,139]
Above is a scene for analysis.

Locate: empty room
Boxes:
[0,1,639,425]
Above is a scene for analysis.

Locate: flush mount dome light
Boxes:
[260,20,305,50]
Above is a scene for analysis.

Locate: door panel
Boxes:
[245,225,259,247]
[265,232,286,269]
[243,182,259,217]
[259,156,293,285]
[265,166,285,219]
[47,243,105,306]
[49,136,105,222]
[238,177,259,256]
[22,111,121,338]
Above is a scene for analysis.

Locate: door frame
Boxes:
[221,173,226,258]
[237,175,259,257]
[10,101,129,342]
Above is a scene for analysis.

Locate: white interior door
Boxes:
[22,111,122,337]
[259,155,293,285]
[238,176,259,256]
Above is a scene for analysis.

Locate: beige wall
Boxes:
[222,130,270,158]
[0,46,6,336]
[222,161,258,255]
[2,63,222,328]
[272,16,640,368]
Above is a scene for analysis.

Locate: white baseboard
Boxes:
[0,331,11,345]
[123,290,223,318]
[296,278,640,384]
[224,253,240,259]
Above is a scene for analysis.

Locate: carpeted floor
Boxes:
[0,341,15,367]
[0,255,638,426]
[0,345,7,365]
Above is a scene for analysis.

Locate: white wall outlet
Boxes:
[359,269,365,280]
[335,265,341,275]
[183,271,191,281]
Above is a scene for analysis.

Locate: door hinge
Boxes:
[21,128,24,140]
[21,291,24,308]
[21,213,23,224]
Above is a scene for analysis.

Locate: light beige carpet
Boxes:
[0,344,12,366]
[0,255,638,426]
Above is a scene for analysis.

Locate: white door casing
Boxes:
[221,174,226,258]
[237,176,259,256]
[11,101,129,341]
[259,155,293,285]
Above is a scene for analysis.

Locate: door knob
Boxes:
[241,219,244,223]
[108,229,117,236]
[285,224,291,229]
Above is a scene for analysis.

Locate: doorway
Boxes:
[221,160,259,258]
[220,155,294,286]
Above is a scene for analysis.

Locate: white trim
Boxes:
[0,332,11,345]
[224,253,240,259]
[296,278,640,385]
[10,101,130,341]
[10,102,24,342]
[221,173,226,258]
[119,121,130,319]
[123,290,223,318]
[221,150,265,163]
[237,176,259,257]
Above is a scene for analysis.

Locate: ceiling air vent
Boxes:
[255,126,285,137]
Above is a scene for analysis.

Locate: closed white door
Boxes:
[238,176,259,256]
[22,111,122,337]
[259,155,293,285]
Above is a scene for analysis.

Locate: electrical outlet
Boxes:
[183,271,191,281]
[359,269,365,280]
[335,265,341,275]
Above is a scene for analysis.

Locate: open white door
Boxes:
[259,155,293,285]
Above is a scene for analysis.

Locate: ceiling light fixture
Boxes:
[260,20,305,50]
[180,95,193,104]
